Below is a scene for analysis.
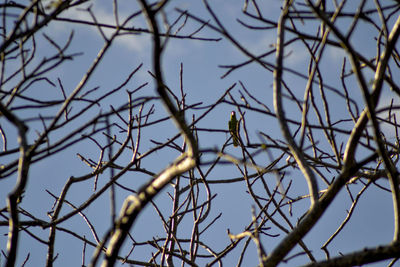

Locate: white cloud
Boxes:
[49,4,150,53]
[377,93,400,139]
[327,45,347,64]
[284,43,309,67]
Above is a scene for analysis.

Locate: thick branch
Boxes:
[0,103,30,267]
[96,1,199,266]
[273,0,319,206]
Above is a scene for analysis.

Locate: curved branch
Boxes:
[95,1,199,266]
[307,0,400,242]
[0,102,30,267]
[262,153,377,266]
[273,0,319,206]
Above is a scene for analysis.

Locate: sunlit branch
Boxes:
[98,0,199,266]
[273,0,319,207]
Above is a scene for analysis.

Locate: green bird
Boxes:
[229,111,239,147]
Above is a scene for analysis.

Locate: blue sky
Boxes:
[1,1,400,266]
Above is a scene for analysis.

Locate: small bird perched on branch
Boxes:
[229,111,239,147]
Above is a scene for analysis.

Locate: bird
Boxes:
[228,111,239,147]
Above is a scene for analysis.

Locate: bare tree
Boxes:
[1,0,400,266]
